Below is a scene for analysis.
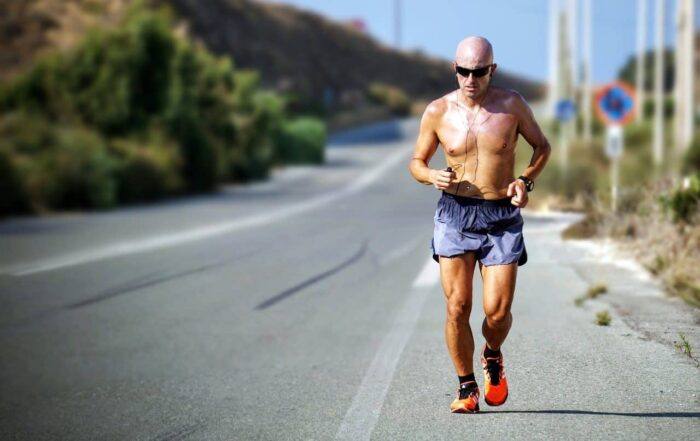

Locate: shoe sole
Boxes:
[451,403,480,413]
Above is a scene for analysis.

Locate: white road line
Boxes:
[3,145,410,276]
[412,254,440,288]
[335,257,439,441]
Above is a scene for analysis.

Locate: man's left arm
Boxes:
[507,92,552,207]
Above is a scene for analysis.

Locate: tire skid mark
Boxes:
[254,239,368,311]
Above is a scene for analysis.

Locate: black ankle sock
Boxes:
[458,373,476,385]
[484,345,501,358]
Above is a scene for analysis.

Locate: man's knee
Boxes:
[446,296,472,322]
[485,309,511,326]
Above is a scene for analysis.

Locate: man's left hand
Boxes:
[507,179,529,208]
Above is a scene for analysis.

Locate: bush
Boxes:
[658,173,700,223]
[109,133,183,203]
[0,4,296,213]
[0,148,30,215]
[367,82,411,116]
[275,117,326,164]
[226,77,286,180]
[624,121,652,150]
[27,127,118,210]
[642,96,674,120]
[683,131,700,174]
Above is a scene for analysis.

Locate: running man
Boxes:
[408,36,551,413]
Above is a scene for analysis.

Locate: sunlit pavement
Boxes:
[1,119,698,440]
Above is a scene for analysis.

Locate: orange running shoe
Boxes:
[450,381,480,413]
[481,344,508,406]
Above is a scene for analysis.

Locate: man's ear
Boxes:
[490,63,498,77]
[452,61,457,73]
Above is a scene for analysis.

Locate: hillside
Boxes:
[1,0,544,108]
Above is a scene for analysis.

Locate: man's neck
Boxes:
[459,86,490,109]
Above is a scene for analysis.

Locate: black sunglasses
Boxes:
[455,64,493,78]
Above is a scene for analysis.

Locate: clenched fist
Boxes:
[430,168,456,191]
[507,179,529,208]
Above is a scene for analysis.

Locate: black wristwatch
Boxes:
[517,175,534,192]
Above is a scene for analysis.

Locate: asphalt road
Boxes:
[1,119,698,440]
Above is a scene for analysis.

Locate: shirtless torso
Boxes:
[413,85,548,202]
[435,87,519,199]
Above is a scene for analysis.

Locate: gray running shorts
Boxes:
[430,191,527,266]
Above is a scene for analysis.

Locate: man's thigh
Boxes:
[478,262,518,314]
[439,252,478,301]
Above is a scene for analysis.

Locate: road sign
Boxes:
[605,124,624,212]
[555,99,577,122]
[605,125,624,158]
[595,81,636,126]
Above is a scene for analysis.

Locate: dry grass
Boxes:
[574,283,608,307]
[595,310,612,326]
[673,333,700,367]
[562,179,700,308]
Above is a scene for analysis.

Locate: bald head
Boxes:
[455,36,493,67]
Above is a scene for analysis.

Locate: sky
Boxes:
[269,0,696,85]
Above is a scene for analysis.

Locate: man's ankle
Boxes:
[458,373,476,385]
[484,344,501,358]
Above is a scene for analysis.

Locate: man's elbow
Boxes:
[408,159,421,181]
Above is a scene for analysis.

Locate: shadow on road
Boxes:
[478,410,700,418]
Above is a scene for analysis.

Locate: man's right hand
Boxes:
[430,168,456,190]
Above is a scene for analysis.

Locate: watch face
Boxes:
[519,177,533,191]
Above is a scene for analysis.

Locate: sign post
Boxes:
[605,125,623,211]
[595,81,636,212]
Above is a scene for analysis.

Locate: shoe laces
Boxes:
[458,381,478,400]
[485,357,502,385]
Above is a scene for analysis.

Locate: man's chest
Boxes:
[436,110,519,156]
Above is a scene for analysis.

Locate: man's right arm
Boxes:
[408,100,453,188]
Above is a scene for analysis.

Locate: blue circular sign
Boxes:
[595,82,636,125]
[555,99,577,122]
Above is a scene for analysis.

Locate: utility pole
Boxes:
[674,0,695,156]
[568,0,579,137]
[559,10,573,172]
[394,0,402,49]
[635,0,647,122]
[653,0,664,165]
[582,0,592,143]
[548,0,560,120]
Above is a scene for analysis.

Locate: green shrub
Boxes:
[28,127,118,210]
[624,121,652,150]
[0,148,30,215]
[275,117,326,165]
[642,96,674,120]
[683,131,700,174]
[367,82,411,116]
[165,42,223,190]
[659,173,700,223]
[109,133,183,202]
[226,79,285,180]
[0,4,295,212]
[67,9,175,134]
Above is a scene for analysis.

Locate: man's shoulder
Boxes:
[489,87,532,119]
[424,93,452,118]
[490,87,527,107]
